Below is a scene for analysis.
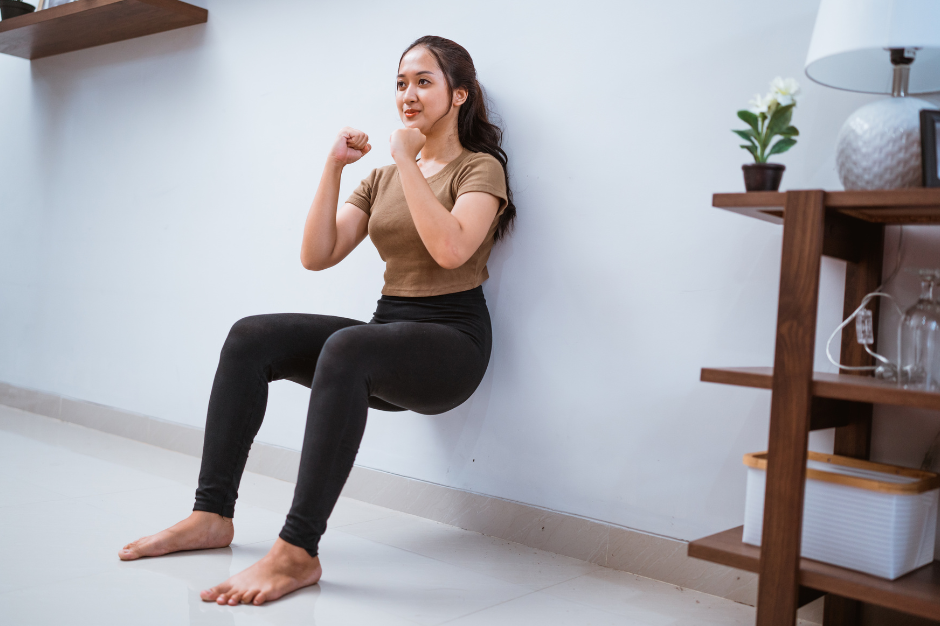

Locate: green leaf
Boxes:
[737,110,760,134]
[740,144,760,161]
[780,125,799,137]
[766,104,794,138]
[733,129,757,144]
[767,137,797,157]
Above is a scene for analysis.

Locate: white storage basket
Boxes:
[742,451,940,580]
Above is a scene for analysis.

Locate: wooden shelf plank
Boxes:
[712,189,940,225]
[701,366,940,412]
[0,0,207,60]
[712,192,786,224]
[688,526,940,621]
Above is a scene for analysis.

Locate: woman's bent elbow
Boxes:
[300,254,326,271]
[433,248,467,270]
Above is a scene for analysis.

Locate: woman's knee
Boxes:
[220,315,275,361]
[316,327,370,379]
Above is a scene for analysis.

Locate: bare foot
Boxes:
[200,538,322,606]
[119,511,234,561]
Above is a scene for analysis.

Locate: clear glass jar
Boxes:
[897,270,940,390]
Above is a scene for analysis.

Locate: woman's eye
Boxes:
[419,79,429,85]
[397,81,405,89]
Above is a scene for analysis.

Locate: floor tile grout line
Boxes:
[0,566,117,599]
[332,527,564,591]
[434,587,543,625]
[437,566,741,625]
[0,473,75,500]
[331,524,598,593]
[529,568,711,622]
[0,479,195,513]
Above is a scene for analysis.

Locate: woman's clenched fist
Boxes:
[389,128,427,163]
[329,127,371,165]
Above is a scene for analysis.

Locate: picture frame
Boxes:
[920,109,940,188]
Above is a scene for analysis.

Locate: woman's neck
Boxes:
[418,125,463,166]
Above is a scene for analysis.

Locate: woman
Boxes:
[117,35,515,606]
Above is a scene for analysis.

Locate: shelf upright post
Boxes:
[823,218,884,626]
[756,190,827,626]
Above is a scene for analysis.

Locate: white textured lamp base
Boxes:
[836,97,937,190]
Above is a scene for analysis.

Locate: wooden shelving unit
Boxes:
[0,0,207,60]
[689,527,940,622]
[689,189,940,626]
[702,367,940,412]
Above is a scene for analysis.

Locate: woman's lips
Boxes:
[404,110,419,118]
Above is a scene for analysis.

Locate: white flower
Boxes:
[770,76,800,106]
[749,92,777,114]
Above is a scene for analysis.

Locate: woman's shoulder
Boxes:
[452,150,504,183]
[454,150,505,179]
[450,150,507,205]
[459,150,502,169]
[368,162,399,179]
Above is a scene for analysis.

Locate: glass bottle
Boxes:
[897,270,940,390]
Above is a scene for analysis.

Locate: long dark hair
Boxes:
[400,36,516,242]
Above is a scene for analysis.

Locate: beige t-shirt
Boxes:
[346,148,509,296]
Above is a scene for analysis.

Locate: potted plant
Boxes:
[0,0,35,19]
[734,77,800,192]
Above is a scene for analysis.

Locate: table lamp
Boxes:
[805,0,940,190]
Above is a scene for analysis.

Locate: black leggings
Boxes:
[193,286,492,557]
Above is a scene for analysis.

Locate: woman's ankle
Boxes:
[190,510,232,524]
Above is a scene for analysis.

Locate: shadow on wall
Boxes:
[425,224,517,482]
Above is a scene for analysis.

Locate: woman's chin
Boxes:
[400,117,426,130]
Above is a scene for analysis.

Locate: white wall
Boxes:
[2,0,939,542]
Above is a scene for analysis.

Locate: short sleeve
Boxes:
[345,168,377,217]
[453,154,509,216]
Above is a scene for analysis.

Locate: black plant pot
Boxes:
[0,0,35,20]
[742,163,785,192]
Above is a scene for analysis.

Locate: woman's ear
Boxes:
[453,87,469,107]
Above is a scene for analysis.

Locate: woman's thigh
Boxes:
[223,313,366,387]
[316,321,490,415]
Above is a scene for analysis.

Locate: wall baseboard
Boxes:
[0,380,760,606]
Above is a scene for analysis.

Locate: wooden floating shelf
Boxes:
[701,366,940,412]
[713,189,940,225]
[0,0,207,60]
[688,526,940,621]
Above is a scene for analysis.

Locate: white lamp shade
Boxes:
[805,0,940,94]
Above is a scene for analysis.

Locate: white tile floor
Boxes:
[0,406,807,625]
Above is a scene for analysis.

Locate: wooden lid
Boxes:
[744,451,940,495]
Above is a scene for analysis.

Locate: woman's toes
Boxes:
[227,591,243,605]
[253,592,267,606]
[118,541,142,561]
[241,589,258,605]
[200,586,223,602]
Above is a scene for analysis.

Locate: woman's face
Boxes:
[396,46,466,135]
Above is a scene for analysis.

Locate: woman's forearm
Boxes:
[300,159,345,270]
[395,158,465,269]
